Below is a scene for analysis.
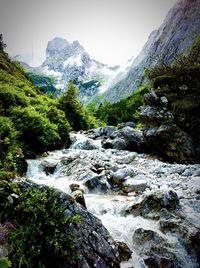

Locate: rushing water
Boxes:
[26,133,200,268]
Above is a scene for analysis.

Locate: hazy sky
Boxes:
[0,0,178,66]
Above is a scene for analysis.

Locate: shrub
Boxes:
[11,107,61,155]
[0,117,17,172]
[0,182,80,268]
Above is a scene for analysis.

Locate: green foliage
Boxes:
[11,107,61,155]
[95,85,149,126]
[0,117,17,173]
[0,84,28,115]
[0,181,80,268]
[0,257,12,268]
[27,72,57,95]
[0,45,90,174]
[145,34,200,80]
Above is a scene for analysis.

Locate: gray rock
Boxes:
[133,228,165,247]
[71,138,99,150]
[41,160,57,175]
[114,241,132,262]
[103,127,146,153]
[132,228,177,268]
[122,177,148,193]
[94,126,117,138]
[116,152,136,164]
[127,190,179,217]
[125,122,136,128]
[84,176,109,193]
[102,138,127,150]
[110,167,137,186]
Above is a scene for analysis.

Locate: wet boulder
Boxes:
[110,127,146,152]
[122,176,148,193]
[110,167,138,186]
[41,160,57,175]
[132,228,177,268]
[56,191,121,268]
[84,176,109,193]
[69,184,86,208]
[72,138,99,150]
[102,137,127,150]
[127,190,179,217]
[87,126,117,139]
[114,241,132,262]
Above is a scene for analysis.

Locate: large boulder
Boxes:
[110,167,138,186]
[85,126,117,140]
[132,228,178,268]
[102,127,146,152]
[41,160,58,175]
[140,90,196,163]
[127,190,179,217]
[122,177,148,193]
[84,175,109,193]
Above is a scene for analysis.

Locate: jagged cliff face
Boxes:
[102,0,200,103]
[40,37,122,103]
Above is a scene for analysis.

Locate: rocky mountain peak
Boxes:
[46,37,69,57]
[40,37,122,102]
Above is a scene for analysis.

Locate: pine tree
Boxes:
[58,81,88,130]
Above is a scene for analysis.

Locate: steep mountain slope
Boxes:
[101,0,200,103]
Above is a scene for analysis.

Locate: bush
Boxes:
[11,107,61,155]
[46,106,71,147]
[0,117,17,172]
[0,182,80,268]
[0,85,28,115]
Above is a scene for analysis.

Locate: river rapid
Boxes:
[26,132,200,268]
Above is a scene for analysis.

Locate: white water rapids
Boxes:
[26,133,200,268]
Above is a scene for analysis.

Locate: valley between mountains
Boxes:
[0,0,200,267]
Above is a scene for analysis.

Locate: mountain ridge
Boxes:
[98,0,200,103]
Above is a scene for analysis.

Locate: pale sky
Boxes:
[0,0,177,66]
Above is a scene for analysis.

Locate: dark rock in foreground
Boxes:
[22,181,121,268]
